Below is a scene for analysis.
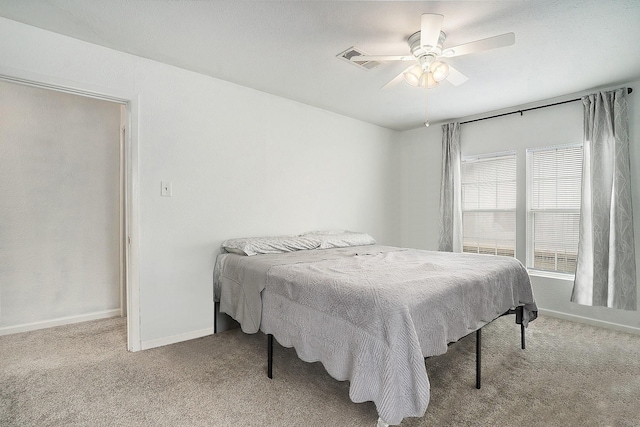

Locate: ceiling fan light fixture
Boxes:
[430,61,450,82]
[403,66,422,87]
[418,72,439,89]
[418,73,428,88]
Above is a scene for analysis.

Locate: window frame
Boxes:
[525,143,583,278]
[461,150,517,258]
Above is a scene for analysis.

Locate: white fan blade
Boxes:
[420,13,444,48]
[381,71,406,90]
[445,65,469,86]
[350,55,414,62]
[442,32,515,57]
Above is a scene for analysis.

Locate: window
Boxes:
[461,152,517,257]
[527,144,583,275]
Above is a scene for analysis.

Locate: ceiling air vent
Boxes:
[337,47,382,70]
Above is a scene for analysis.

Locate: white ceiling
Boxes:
[1,0,640,131]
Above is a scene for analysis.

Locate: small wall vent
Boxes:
[337,47,382,70]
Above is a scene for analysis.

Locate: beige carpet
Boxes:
[1,315,639,426]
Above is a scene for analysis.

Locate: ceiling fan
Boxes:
[352,13,515,90]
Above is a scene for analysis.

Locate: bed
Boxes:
[213,231,537,426]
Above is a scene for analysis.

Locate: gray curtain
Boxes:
[572,88,637,310]
[438,122,462,252]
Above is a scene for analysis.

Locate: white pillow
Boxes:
[222,235,320,256]
[223,247,247,256]
[302,230,376,249]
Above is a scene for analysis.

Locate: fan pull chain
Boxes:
[424,84,430,127]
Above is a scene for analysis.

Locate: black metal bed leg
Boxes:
[213,302,218,334]
[476,328,481,389]
[267,334,273,379]
[515,305,526,350]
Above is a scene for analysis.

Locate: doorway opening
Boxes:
[0,76,138,350]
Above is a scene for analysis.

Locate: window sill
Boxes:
[527,269,575,281]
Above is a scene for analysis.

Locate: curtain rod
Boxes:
[460,87,633,125]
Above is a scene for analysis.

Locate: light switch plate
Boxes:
[161,181,172,197]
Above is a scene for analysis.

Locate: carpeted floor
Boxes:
[1,315,639,426]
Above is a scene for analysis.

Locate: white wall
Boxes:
[399,124,443,250]
[0,17,400,347]
[400,80,640,333]
[0,80,122,332]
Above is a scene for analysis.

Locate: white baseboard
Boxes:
[141,327,214,350]
[0,309,122,336]
[538,308,640,335]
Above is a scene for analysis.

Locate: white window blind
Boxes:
[527,144,583,274]
[461,152,516,257]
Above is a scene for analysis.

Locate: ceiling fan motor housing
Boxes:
[408,31,446,59]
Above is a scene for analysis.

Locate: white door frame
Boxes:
[120,124,127,318]
[0,68,142,352]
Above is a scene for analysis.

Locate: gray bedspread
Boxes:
[214,245,537,425]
